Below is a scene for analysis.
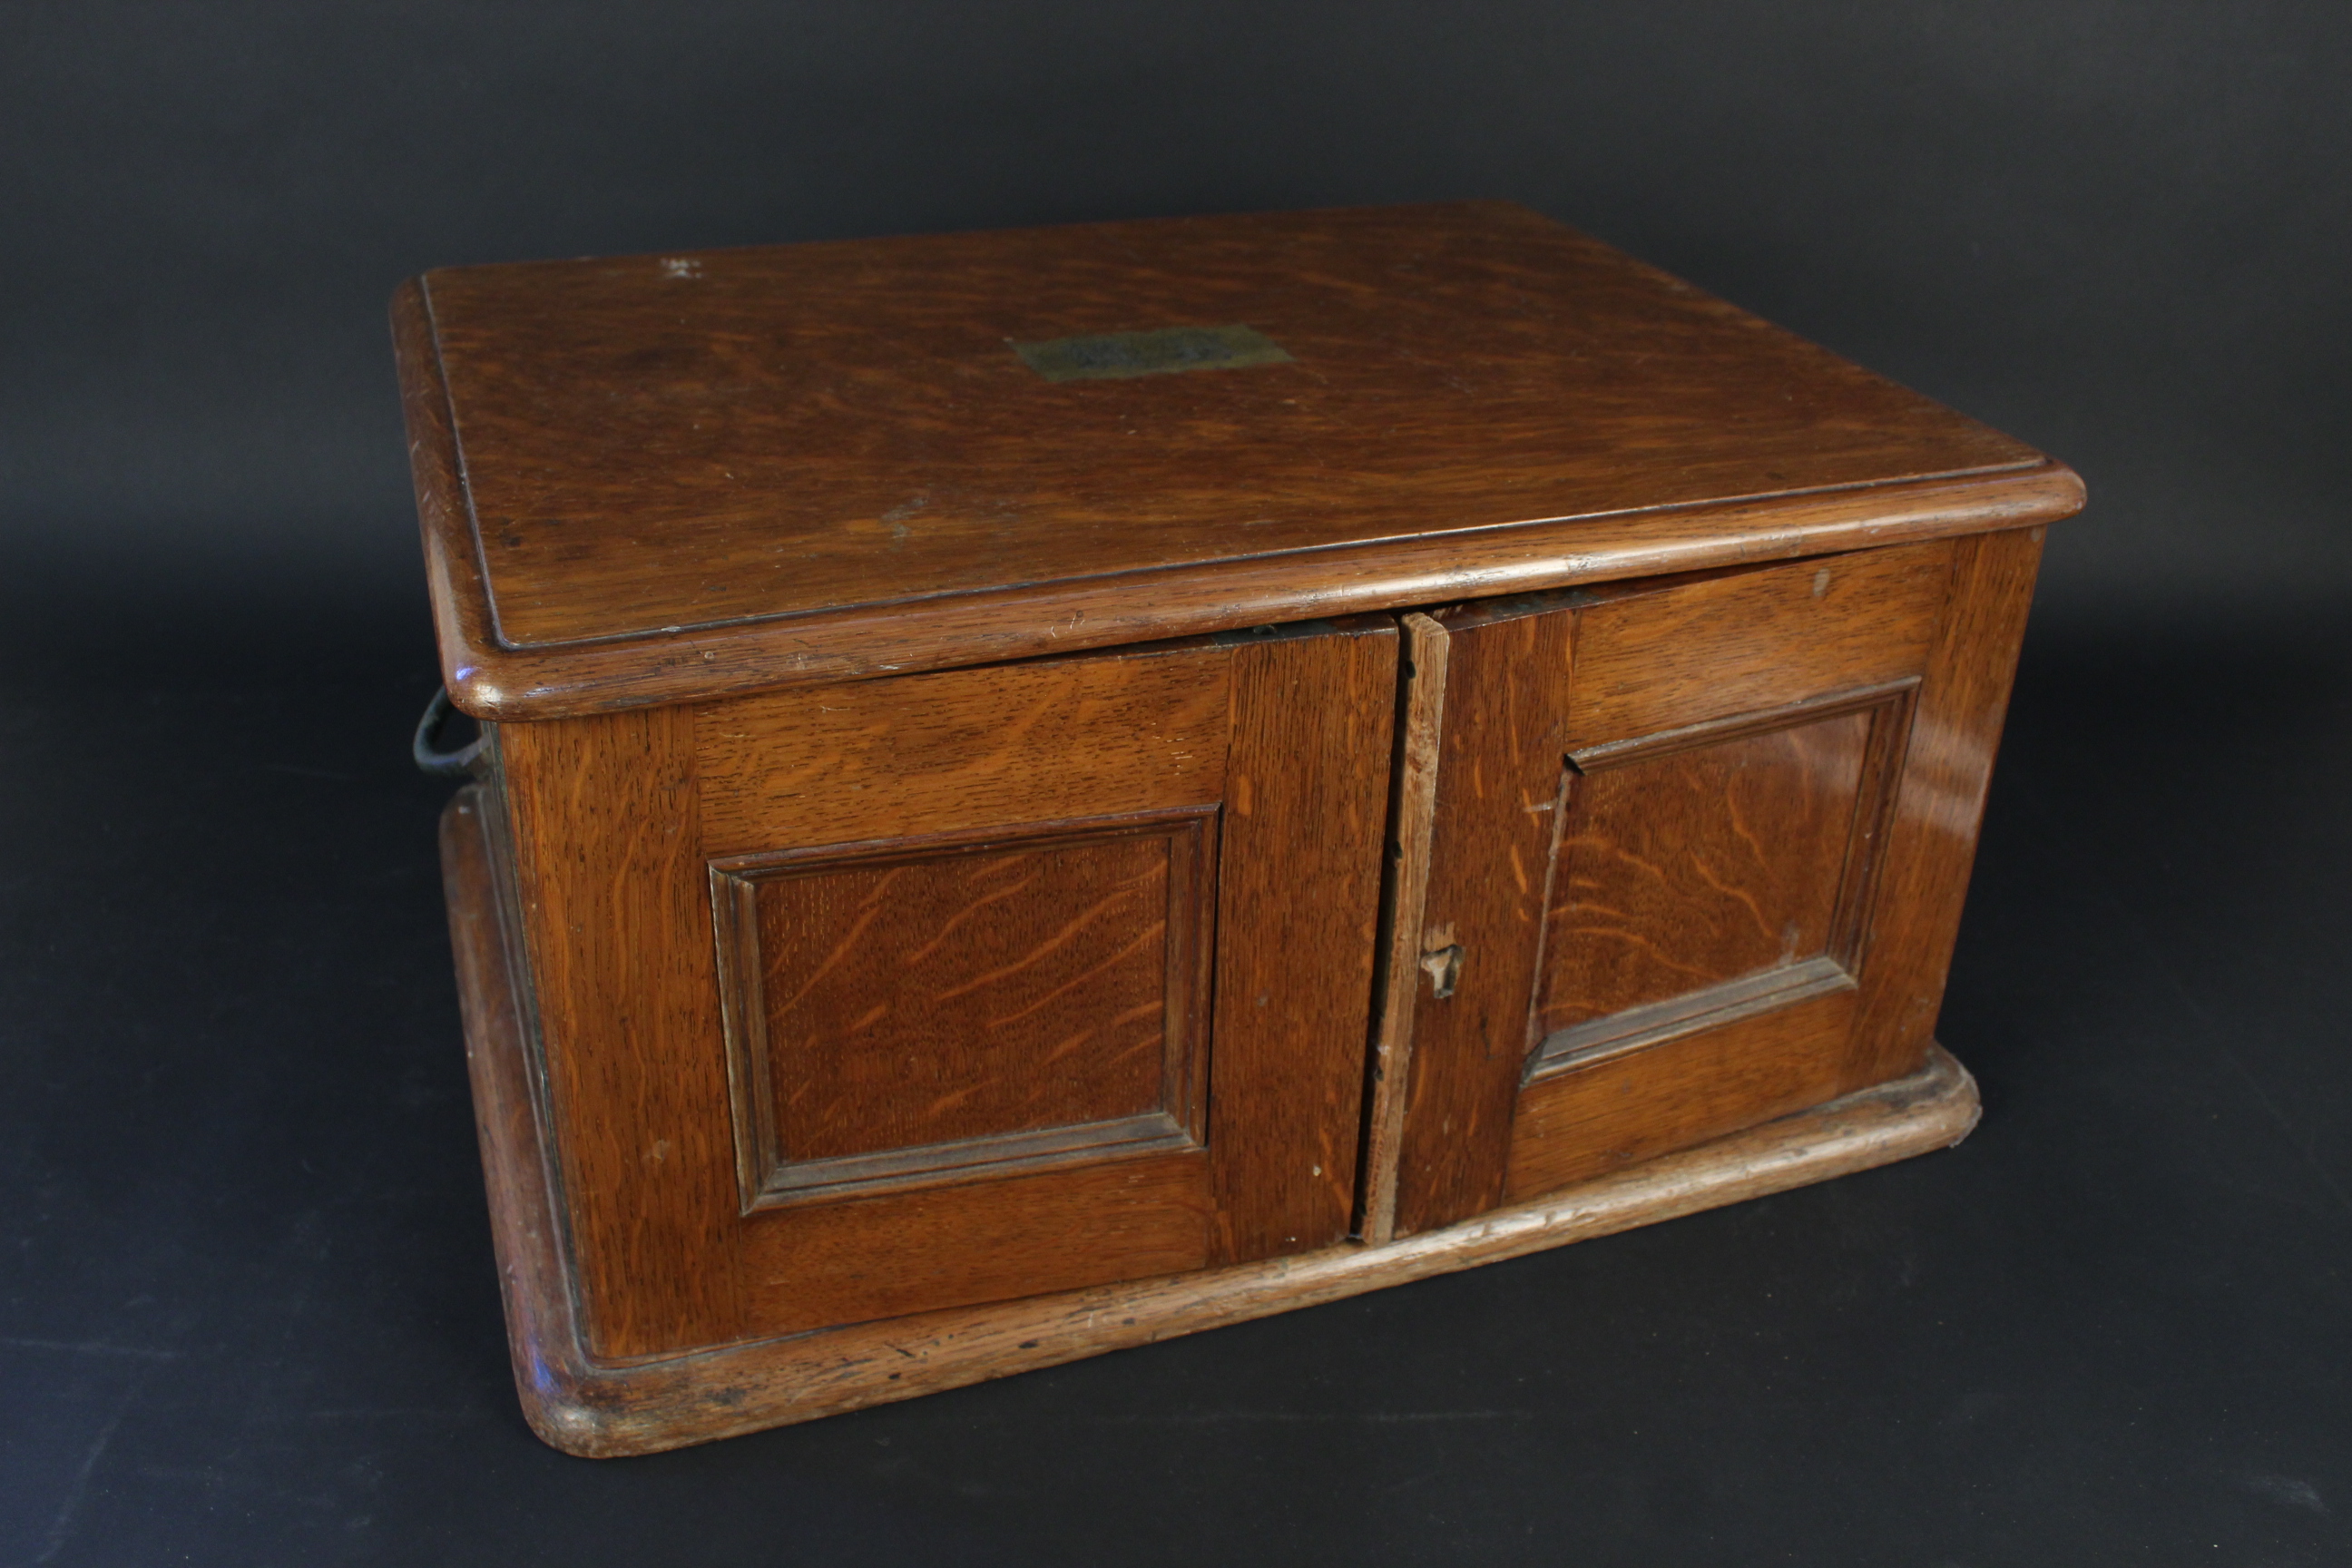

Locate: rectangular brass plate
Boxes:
[1013,324,1294,382]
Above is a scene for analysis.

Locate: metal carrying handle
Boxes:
[412,688,487,779]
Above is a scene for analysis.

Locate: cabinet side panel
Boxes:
[1841,524,2046,1090]
[1210,622,1399,1261]
[497,708,744,1359]
[1391,608,1577,1236]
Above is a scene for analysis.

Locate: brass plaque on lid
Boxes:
[1012,324,1294,382]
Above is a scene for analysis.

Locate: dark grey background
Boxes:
[4,5,2347,1564]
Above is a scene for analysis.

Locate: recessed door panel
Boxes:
[710,812,1214,1211]
[1535,711,1874,1046]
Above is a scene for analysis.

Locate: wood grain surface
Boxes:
[393,206,2082,719]
[446,779,1981,1456]
[494,705,745,1360]
[1535,711,1874,1035]
[1505,988,1858,1199]
[1206,621,1398,1261]
[1557,538,1951,749]
[737,1151,1216,1338]
[710,812,1214,1210]
[425,202,2033,645]
[692,643,1232,854]
[754,832,1177,1161]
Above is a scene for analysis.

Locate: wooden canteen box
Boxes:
[393,201,2080,1455]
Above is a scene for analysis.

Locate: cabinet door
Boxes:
[494,619,1396,1359]
[1373,530,2041,1239]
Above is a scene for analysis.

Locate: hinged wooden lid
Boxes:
[394,201,2078,719]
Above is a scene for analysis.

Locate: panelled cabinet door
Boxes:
[492,619,1396,1360]
[1377,531,2043,1239]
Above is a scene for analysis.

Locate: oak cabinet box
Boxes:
[393,201,2079,1455]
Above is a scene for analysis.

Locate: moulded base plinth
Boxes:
[440,786,1981,1459]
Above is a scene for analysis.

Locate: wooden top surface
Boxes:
[396,201,2078,718]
